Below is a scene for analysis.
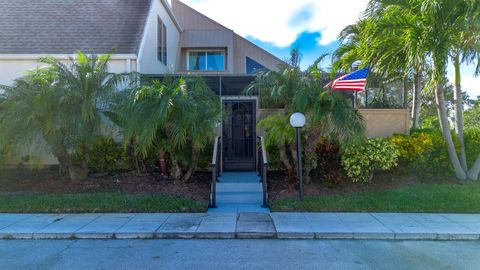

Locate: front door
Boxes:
[222,100,256,171]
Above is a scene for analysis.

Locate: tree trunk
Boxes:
[453,54,468,171]
[434,82,467,180]
[303,126,322,185]
[403,74,408,109]
[170,154,183,184]
[467,154,480,180]
[288,143,299,183]
[129,138,145,174]
[278,143,294,178]
[158,150,168,177]
[182,146,200,183]
[411,71,422,129]
[68,164,89,181]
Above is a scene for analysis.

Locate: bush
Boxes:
[76,137,134,174]
[390,130,453,177]
[312,139,344,186]
[341,138,399,183]
[464,128,480,168]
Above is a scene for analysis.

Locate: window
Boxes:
[157,17,167,65]
[187,50,225,71]
[246,57,265,74]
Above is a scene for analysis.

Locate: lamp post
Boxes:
[289,112,305,201]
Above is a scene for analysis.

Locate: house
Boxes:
[0,0,409,171]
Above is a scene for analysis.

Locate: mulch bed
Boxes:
[267,170,458,201]
[0,169,211,201]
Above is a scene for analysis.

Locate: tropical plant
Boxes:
[346,0,480,180]
[248,52,365,184]
[341,138,399,182]
[464,98,480,129]
[120,76,220,183]
[0,51,128,180]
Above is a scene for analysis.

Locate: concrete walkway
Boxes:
[1,212,480,240]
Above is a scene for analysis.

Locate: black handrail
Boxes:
[257,136,269,207]
[209,136,221,208]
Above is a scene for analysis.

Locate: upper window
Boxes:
[187,50,225,71]
[246,57,265,74]
[157,17,167,65]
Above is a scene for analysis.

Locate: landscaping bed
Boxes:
[268,171,480,213]
[0,169,210,213]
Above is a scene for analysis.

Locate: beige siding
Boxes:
[182,30,233,47]
[171,0,225,30]
[171,0,284,74]
[359,109,410,138]
[178,29,234,72]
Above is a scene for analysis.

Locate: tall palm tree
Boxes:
[0,51,127,180]
[364,0,480,180]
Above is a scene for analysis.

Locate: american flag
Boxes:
[324,67,370,91]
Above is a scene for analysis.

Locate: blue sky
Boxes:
[181,0,479,98]
[245,32,339,69]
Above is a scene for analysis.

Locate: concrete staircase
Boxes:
[208,172,269,213]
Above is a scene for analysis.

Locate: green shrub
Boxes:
[82,137,134,174]
[341,138,399,183]
[390,130,453,177]
[313,139,344,186]
[464,128,480,168]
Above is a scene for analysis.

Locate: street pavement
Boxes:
[0,212,480,240]
[1,239,479,269]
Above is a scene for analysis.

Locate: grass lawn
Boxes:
[271,182,480,213]
[0,192,208,213]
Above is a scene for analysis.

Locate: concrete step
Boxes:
[218,172,261,183]
[216,192,263,204]
[216,182,263,193]
[207,204,270,213]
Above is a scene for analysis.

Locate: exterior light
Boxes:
[290,112,305,201]
[289,112,306,128]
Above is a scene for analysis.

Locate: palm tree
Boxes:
[248,51,365,184]
[363,0,480,180]
[121,76,220,183]
[0,51,127,180]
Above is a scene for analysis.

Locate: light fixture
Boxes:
[289,112,306,128]
[289,112,306,201]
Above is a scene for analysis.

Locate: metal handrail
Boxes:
[209,136,221,208]
[257,136,269,207]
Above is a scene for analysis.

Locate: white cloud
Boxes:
[180,0,368,47]
[447,63,480,99]
[178,0,480,99]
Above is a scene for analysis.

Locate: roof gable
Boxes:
[0,0,151,54]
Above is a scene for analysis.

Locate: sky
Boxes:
[180,0,480,98]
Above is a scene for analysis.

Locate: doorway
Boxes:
[222,100,256,171]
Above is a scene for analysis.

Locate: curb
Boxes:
[2,232,480,240]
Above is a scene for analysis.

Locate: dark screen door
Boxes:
[222,100,256,171]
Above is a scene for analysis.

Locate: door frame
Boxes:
[220,96,258,172]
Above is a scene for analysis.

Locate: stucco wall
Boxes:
[358,109,410,138]
[0,57,134,86]
[137,0,181,74]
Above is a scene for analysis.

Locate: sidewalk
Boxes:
[0,212,479,240]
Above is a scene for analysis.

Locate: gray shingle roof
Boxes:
[0,0,151,54]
